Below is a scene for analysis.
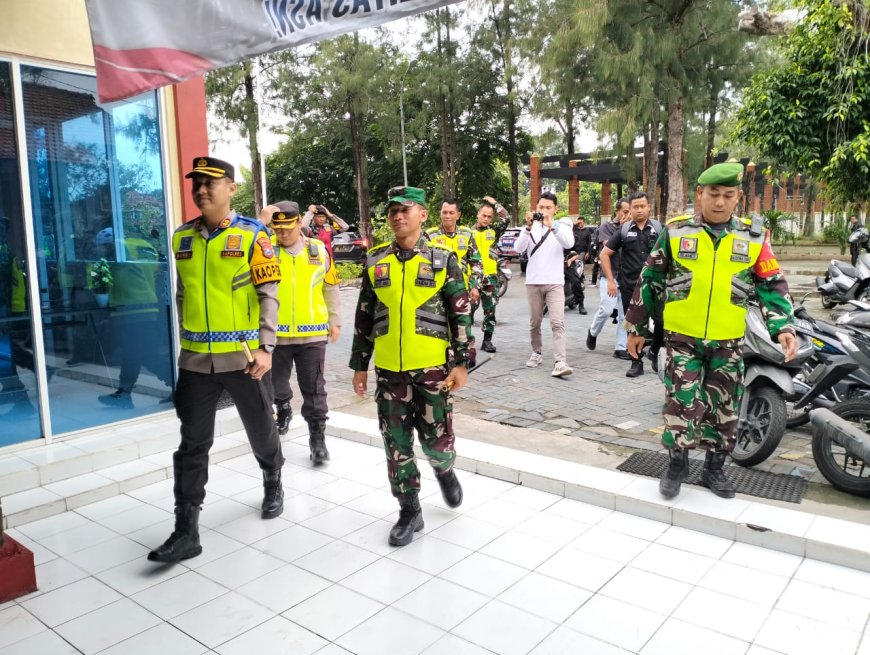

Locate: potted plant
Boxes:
[90,258,113,307]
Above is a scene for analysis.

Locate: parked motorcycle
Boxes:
[785,304,870,427]
[496,252,512,299]
[730,305,816,467]
[810,400,870,497]
[816,228,870,309]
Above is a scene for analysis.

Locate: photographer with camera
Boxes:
[514,192,576,377]
[302,204,349,259]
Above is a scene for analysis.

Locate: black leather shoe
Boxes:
[659,449,689,499]
[613,350,631,360]
[626,360,644,377]
[148,504,202,563]
[435,469,463,508]
[308,420,329,465]
[699,451,736,498]
[481,338,496,353]
[586,330,597,351]
[578,305,587,315]
[611,309,619,324]
[389,496,424,546]
[276,401,292,436]
[262,469,284,518]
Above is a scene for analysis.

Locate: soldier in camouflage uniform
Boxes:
[351,186,473,546]
[625,162,797,499]
[472,196,510,352]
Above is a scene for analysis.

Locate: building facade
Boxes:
[1,1,208,447]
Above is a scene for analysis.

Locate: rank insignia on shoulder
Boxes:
[225,234,242,250]
[256,236,274,259]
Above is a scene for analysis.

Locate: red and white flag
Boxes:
[85,0,460,103]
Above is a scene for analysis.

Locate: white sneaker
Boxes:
[526,352,543,368]
[551,361,573,377]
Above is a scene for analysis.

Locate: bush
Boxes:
[336,262,363,281]
[762,210,797,246]
[822,216,850,255]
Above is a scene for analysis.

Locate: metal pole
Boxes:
[399,60,414,187]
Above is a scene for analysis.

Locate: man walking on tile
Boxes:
[350,186,472,546]
[148,157,285,563]
[268,201,341,465]
[624,163,797,500]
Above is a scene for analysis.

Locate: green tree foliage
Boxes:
[736,0,870,205]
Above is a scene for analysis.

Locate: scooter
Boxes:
[816,228,870,309]
[496,252,512,299]
[730,305,816,467]
[785,303,870,427]
[810,397,870,498]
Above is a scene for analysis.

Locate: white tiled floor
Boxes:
[3,435,870,655]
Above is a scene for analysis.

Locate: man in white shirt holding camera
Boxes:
[514,191,577,377]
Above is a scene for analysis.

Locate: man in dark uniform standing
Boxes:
[148,157,286,563]
[599,191,662,377]
[351,186,472,547]
[625,163,797,499]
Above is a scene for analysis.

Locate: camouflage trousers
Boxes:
[374,365,456,500]
[471,274,499,336]
[661,333,744,452]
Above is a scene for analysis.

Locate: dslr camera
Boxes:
[532,211,545,222]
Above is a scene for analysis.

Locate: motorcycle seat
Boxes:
[833,262,859,278]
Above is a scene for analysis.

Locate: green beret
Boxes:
[697,162,744,187]
[387,185,426,206]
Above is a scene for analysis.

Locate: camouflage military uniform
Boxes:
[625,215,795,452]
[350,235,473,500]
[472,211,510,336]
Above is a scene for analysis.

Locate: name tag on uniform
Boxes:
[731,238,751,263]
[374,262,391,288]
[678,237,698,260]
[626,231,638,239]
[416,262,435,287]
[175,235,193,259]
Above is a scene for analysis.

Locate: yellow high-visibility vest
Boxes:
[474,227,498,275]
[276,238,330,338]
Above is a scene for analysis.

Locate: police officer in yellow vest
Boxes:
[351,185,472,547]
[269,201,341,464]
[426,197,483,298]
[625,162,798,499]
[472,196,509,352]
[148,157,286,563]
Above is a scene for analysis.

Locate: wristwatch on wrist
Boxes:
[259,344,275,354]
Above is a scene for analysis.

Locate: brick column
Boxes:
[568,160,579,215]
[763,173,774,211]
[530,154,541,212]
[601,180,612,220]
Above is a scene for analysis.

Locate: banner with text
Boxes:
[85,0,460,103]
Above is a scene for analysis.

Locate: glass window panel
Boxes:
[0,62,42,445]
[21,65,175,435]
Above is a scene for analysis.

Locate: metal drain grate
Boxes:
[617,451,808,504]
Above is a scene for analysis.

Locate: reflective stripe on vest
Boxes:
[474,228,497,275]
[173,219,260,353]
[275,238,330,338]
[663,224,764,340]
[368,247,450,372]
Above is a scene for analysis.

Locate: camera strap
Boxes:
[528,228,552,260]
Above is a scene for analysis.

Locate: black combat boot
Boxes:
[435,469,463,508]
[626,359,644,377]
[578,303,587,315]
[308,420,329,465]
[481,332,496,353]
[649,348,660,373]
[389,495,424,547]
[275,400,293,436]
[147,504,202,563]
[659,448,689,499]
[262,469,284,518]
[699,450,736,498]
[586,330,597,350]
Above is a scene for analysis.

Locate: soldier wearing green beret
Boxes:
[624,162,798,499]
[350,186,473,546]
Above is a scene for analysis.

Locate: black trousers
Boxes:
[271,341,328,423]
[173,368,285,506]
